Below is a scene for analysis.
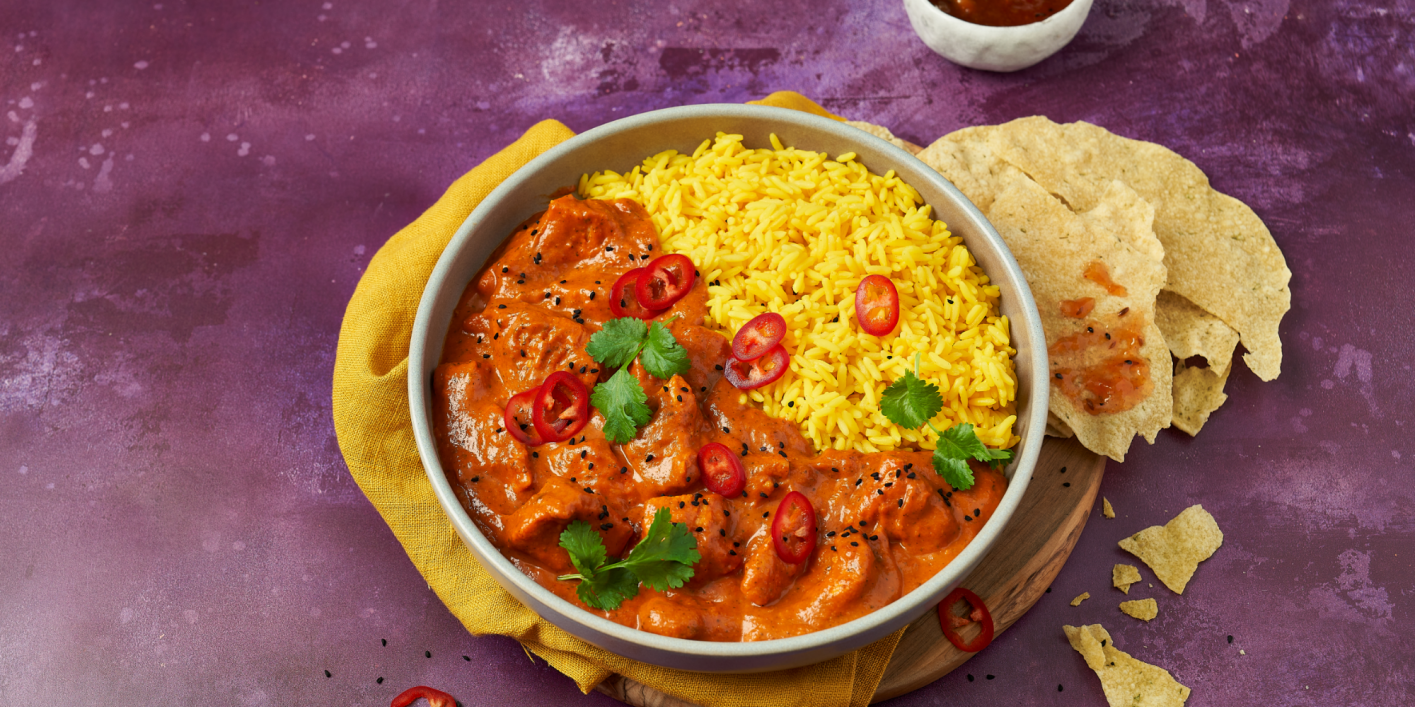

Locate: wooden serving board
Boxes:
[595,436,1106,706]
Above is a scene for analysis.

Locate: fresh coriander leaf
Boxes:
[575,566,639,611]
[590,368,652,444]
[930,423,1014,490]
[559,520,607,579]
[937,422,1014,465]
[622,507,700,591]
[933,452,975,491]
[586,317,648,371]
[935,422,989,463]
[639,321,691,380]
[880,369,944,429]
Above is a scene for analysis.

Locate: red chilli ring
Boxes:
[939,586,994,653]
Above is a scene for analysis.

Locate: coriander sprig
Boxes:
[558,507,700,610]
[879,354,1013,490]
[586,317,690,443]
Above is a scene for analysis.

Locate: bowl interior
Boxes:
[408,104,1049,672]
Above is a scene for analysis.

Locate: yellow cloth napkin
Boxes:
[332,91,902,707]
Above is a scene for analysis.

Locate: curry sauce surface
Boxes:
[434,195,1005,641]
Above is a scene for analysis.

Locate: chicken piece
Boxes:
[851,454,960,555]
[668,322,732,400]
[434,361,532,516]
[622,372,707,499]
[501,477,636,573]
[642,492,743,585]
[703,378,814,459]
[739,528,805,607]
[637,596,706,640]
[466,303,598,397]
[787,533,897,634]
[742,455,791,503]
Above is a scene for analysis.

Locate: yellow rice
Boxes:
[578,133,1019,454]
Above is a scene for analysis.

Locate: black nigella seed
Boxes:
[1228,635,1234,644]
[482,354,490,359]
[695,526,703,532]
[677,395,683,402]
[787,401,794,407]
[724,510,731,517]
[1087,327,1094,333]
[729,550,736,555]
[425,650,432,658]
[898,499,904,508]
[463,655,471,661]
[381,638,387,646]
[1058,685,1064,692]
[646,454,655,462]
[723,426,731,433]
[1063,482,1071,487]
[324,670,331,678]
[778,451,787,458]
[377,677,384,684]
[967,674,974,682]
[502,266,508,273]
[974,508,981,517]
[907,472,916,479]
[589,292,596,300]
[719,529,726,536]
[1046,587,1052,593]
[715,364,723,370]
[554,297,561,305]
[580,365,587,374]
[964,515,972,521]
[986,675,994,680]
[532,452,539,458]
[601,523,614,530]
[760,492,769,498]
[498,304,506,309]
[827,531,836,537]
[470,476,479,483]
[763,512,769,518]
[851,541,859,547]
[1060,466,1068,474]
[679,501,686,508]
[877,490,884,496]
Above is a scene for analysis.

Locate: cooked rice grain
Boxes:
[579,133,1018,454]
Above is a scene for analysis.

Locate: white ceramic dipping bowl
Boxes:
[408,104,1049,673]
[904,0,1094,72]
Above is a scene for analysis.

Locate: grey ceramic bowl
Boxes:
[904,0,1094,72]
[408,104,1048,673]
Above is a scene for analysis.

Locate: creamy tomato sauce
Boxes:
[434,195,1005,642]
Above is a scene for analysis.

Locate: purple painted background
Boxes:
[2,0,1411,704]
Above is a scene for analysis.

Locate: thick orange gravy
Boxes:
[434,195,1005,642]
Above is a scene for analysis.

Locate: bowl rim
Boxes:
[906,0,1094,35]
[408,103,1049,664]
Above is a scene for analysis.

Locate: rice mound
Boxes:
[578,132,1018,454]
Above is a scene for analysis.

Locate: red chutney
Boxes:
[931,0,1076,27]
[433,195,1007,642]
[1083,261,1128,297]
[1049,307,1152,414]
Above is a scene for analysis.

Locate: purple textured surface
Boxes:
[2,0,1411,704]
